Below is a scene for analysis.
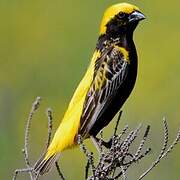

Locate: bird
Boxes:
[34,2,145,175]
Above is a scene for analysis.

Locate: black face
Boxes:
[105,10,145,36]
[116,12,130,26]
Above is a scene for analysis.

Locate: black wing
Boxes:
[79,46,129,137]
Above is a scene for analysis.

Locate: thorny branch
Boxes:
[78,113,180,180]
[13,97,180,180]
[13,97,64,180]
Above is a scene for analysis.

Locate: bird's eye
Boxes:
[118,12,126,19]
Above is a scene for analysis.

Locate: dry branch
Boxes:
[13,97,180,180]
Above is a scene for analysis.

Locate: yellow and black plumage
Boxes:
[34,3,145,175]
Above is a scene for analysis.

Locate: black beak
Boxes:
[128,11,146,23]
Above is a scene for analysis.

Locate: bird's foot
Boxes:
[91,136,113,150]
[100,138,113,149]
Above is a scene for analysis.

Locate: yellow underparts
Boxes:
[45,50,101,159]
[100,3,140,35]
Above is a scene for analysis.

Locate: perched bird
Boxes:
[34,2,145,175]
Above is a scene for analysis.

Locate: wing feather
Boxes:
[79,46,129,137]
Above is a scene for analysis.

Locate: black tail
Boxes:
[33,153,60,175]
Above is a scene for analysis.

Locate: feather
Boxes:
[79,44,129,137]
[34,153,60,175]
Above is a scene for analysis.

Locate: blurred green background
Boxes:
[0,0,180,179]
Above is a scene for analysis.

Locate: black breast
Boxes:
[89,45,137,136]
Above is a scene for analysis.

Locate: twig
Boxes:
[114,111,122,136]
[13,97,41,180]
[80,115,179,180]
[134,125,150,160]
[46,108,53,150]
[25,97,41,178]
[121,165,127,180]
[13,97,65,180]
[13,100,180,180]
[85,161,90,179]
[55,162,66,180]
[138,120,180,180]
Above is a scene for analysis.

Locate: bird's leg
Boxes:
[90,136,112,151]
[95,137,113,149]
[90,136,101,153]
